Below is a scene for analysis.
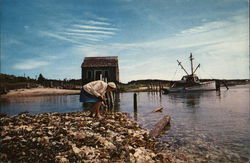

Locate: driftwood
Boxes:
[149,116,171,137]
[151,107,163,112]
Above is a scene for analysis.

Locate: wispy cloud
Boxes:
[41,17,118,44]
[45,55,60,60]
[180,21,226,34]
[40,31,81,44]
[13,59,49,70]
[63,32,111,39]
[74,13,248,82]
[63,33,102,42]
[3,0,248,82]
[67,29,116,35]
[3,38,22,46]
[73,25,118,31]
[85,20,111,26]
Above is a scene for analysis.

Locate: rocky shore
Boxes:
[0,112,173,162]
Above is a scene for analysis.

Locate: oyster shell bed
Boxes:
[0,112,176,162]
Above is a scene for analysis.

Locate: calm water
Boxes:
[0,84,249,162]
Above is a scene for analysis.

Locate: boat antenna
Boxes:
[190,53,194,76]
[177,60,189,75]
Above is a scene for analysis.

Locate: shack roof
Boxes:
[82,56,118,68]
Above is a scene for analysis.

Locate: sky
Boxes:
[0,0,249,83]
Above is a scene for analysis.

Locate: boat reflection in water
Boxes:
[171,93,200,108]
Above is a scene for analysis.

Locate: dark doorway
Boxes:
[95,71,102,80]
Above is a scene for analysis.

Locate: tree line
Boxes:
[0,73,82,94]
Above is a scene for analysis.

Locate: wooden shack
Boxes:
[81,56,119,84]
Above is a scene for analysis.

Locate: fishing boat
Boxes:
[162,53,217,94]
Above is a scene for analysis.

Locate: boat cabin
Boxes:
[181,75,200,83]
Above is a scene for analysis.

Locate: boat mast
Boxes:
[190,53,194,76]
[177,60,189,75]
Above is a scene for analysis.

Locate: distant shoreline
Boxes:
[1,81,249,98]
[0,88,80,98]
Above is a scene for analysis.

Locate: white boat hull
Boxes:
[163,81,216,93]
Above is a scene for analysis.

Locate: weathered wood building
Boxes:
[81,56,119,84]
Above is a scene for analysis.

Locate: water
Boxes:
[0,84,249,162]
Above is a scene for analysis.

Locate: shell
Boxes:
[0,112,166,162]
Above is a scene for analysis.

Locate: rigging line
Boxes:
[171,67,179,81]
[200,66,214,79]
[182,59,191,74]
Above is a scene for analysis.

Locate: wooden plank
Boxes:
[151,107,163,113]
[149,116,171,137]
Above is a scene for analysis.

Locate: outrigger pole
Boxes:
[193,64,200,74]
[177,60,189,75]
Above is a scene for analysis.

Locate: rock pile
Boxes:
[0,112,171,162]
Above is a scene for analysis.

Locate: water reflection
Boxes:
[81,93,121,113]
[0,95,83,115]
[118,86,250,162]
[168,93,202,108]
[133,111,138,121]
[0,85,249,162]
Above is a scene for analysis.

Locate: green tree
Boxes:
[38,73,46,84]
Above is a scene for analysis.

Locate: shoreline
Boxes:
[0,87,152,98]
[0,88,80,98]
[123,87,149,92]
[0,112,176,162]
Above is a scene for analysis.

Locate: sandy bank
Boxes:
[0,112,174,162]
[0,88,80,98]
[125,87,149,92]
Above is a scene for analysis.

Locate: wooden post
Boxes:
[222,80,229,90]
[133,93,137,111]
[50,81,53,88]
[100,74,103,81]
[110,91,114,106]
[106,92,114,109]
[105,92,110,108]
[216,80,220,91]
[3,87,7,94]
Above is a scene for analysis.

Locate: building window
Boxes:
[87,71,92,79]
[95,71,102,80]
[104,71,108,78]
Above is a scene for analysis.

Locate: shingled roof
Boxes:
[82,56,118,68]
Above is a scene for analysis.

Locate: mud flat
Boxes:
[0,112,183,163]
[0,88,80,98]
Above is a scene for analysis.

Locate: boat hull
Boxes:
[162,81,216,94]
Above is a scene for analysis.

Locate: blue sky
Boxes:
[1,0,249,83]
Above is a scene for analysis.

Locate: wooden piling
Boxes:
[106,91,115,109]
[110,91,114,106]
[216,80,229,91]
[222,80,229,90]
[215,80,220,91]
[133,93,137,111]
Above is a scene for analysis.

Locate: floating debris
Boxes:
[151,107,163,113]
[0,112,174,162]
